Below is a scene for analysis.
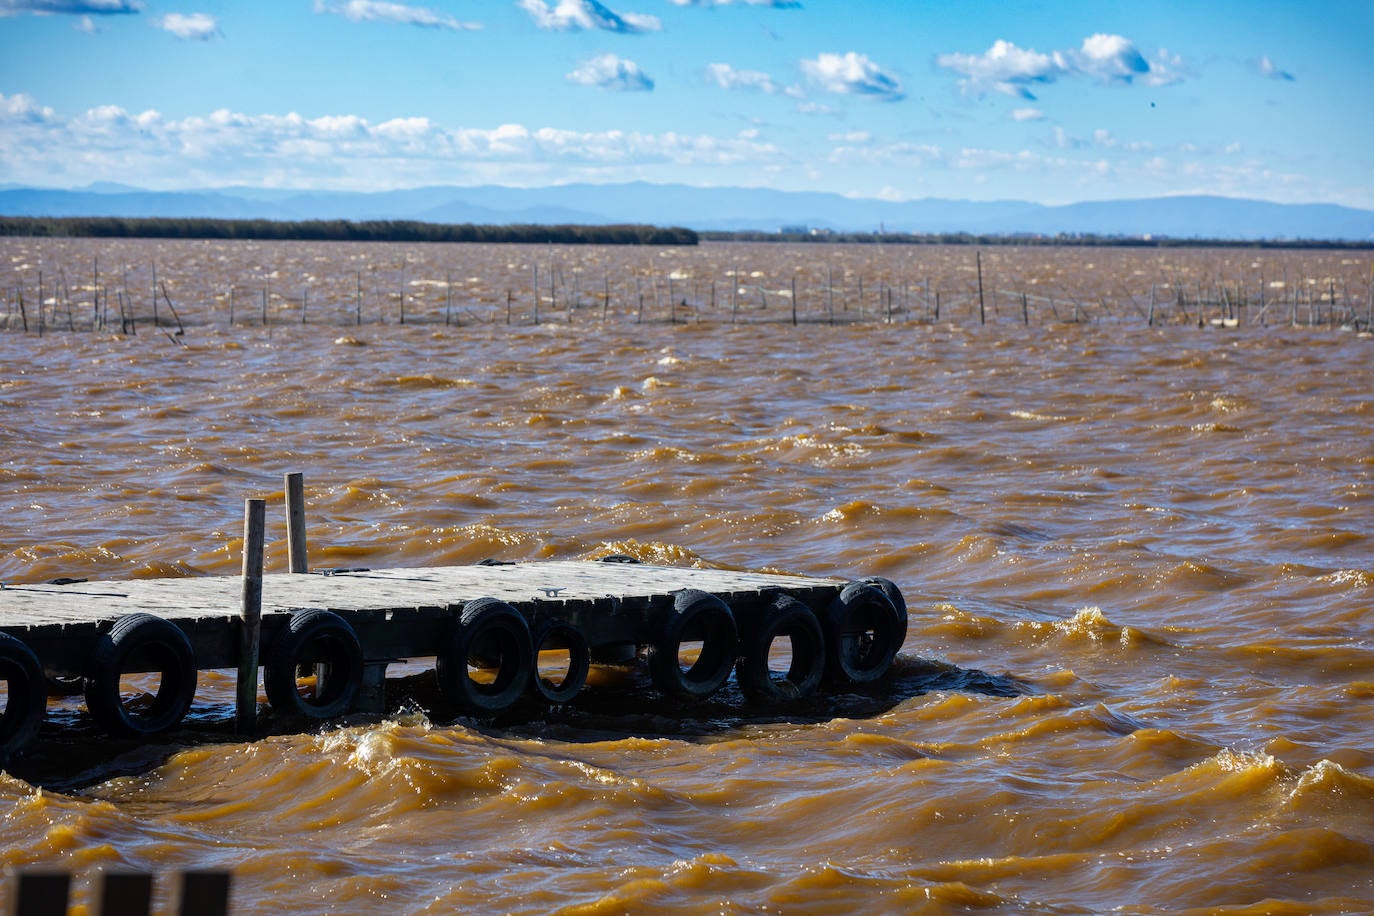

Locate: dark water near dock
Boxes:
[1,239,1372,914]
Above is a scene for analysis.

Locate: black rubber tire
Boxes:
[735,595,826,704]
[264,609,364,719]
[1,632,46,764]
[84,614,197,736]
[858,576,908,651]
[436,598,532,715]
[650,589,738,701]
[824,581,902,684]
[528,620,590,705]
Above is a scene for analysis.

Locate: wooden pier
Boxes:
[1,553,906,764]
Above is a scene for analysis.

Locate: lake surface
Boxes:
[1,239,1372,914]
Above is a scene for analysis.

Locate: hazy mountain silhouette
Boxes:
[3,182,1371,240]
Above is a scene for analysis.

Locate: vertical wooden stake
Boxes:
[237,498,266,735]
[286,472,307,574]
[976,251,986,325]
[791,274,798,326]
[13,872,71,916]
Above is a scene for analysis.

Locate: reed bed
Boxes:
[2,238,1371,334]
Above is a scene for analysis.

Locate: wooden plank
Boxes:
[0,562,841,629]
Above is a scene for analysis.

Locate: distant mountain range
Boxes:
[3,182,1372,241]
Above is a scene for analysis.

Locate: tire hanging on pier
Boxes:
[0,632,46,763]
[528,619,590,705]
[824,581,902,684]
[264,608,364,720]
[84,614,197,736]
[650,589,738,701]
[436,598,533,715]
[735,594,825,704]
[858,576,908,651]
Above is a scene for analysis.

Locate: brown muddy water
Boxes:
[1,240,1372,914]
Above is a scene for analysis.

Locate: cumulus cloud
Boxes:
[1011,107,1044,121]
[155,12,219,40]
[0,92,58,123]
[519,0,660,33]
[567,53,654,91]
[314,0,480,30]
[800,51,904,101]
[0,0,139,12]
[707,62,778,93]
[937,34,1182,98]
[1253,55,1295,81]
[0,93,780,188]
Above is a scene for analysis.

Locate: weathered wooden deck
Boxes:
[1,561,847,675]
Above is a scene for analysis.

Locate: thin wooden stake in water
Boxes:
[286,472,307,574]
[237,498,266,735]
[976,251,986,325]
[791,274,798,326]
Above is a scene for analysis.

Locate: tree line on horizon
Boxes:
[0,216,699,246]
[0,216,1365,250]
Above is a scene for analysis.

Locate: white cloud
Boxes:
[827,130,870,143]
[74,13,98,30]
[0,93,781,188]
[0,92,58,123]
[155,12,219,40]
[800,51,904,101]
[314,1,480,30]
[1011,107,1043,121]
[1053,126,1084,149]
[0,0,140,13]
[1254,55,1295,81]
[518,0,660,33]
[1072,33,1148,83]
[937,34,1183,98]
[567,53,654,91]
[706,62,779,94]
[668,0,799,6]
[936,39,1064,99]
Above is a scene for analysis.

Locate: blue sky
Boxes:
[1,0,1371,206]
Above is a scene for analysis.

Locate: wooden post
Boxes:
[827,266,835,325]
[976,251,986,325]
[1147,283,1156,327]
[1021,291,1029,326]
[237,498,266,735]
[99,872,154,916]
[791,274,798,326]
[286,472,307,574]
[12,872,70,916]
[174,872,232,916]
